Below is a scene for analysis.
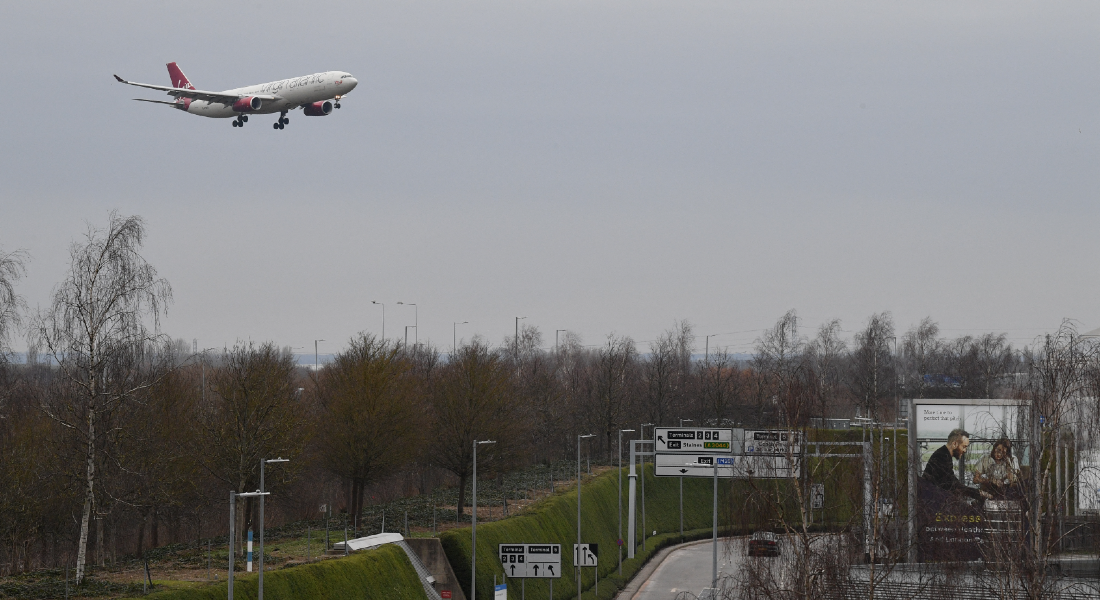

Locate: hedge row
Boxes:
[123,543,428,600]
[441,464,740,600]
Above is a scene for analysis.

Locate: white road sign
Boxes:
[499,544,561,579]
[654,428,734,454]
[811,483,824,509]
[655,454,736,477]
[744,430,801,456]
[573,543,599,567]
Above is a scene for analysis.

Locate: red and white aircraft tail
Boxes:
[114,62,358,130]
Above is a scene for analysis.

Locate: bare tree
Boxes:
[849,312,895,420]
[428,338,527,516]
[0,246,28,364]
[317,334,422,529]
[32,212,171,584]
[198,341,307,552]
[754,310,806,425]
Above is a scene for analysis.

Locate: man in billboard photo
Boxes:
[922,428,990,501]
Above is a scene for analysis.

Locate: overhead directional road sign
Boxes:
[653,428,734,453]
[655,454,736,477]
[499,544,561,579]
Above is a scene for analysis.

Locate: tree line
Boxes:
[0,212,1082,585]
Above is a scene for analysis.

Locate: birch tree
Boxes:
[33,212,171,584]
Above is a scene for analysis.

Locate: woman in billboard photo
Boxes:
[973,437,1020,497]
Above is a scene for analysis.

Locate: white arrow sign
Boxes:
[653,428,735,453]
[573,543,598,567]
[499,544,561,578]
[655,454,737,477]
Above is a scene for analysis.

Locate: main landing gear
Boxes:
[231,115,248,127]
[273,111,289,130]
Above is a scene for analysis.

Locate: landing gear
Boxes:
[273,111,289,130]
[232,115,247,127]
[334,95,342,109]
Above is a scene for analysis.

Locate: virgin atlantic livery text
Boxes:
[114,62,358,129]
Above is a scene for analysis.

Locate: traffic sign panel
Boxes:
[654,428,734,453]
[499,543,561,578]
[573,543,599,567]
[655,454,736,477]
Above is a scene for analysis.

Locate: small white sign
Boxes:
[494,584,507,600]
[655,454,736,477]
[573,543,598,567]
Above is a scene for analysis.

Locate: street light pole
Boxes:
[397,302,417,346]
[679,419,694,542]
[641,423,654,551]
[258,458,288,600]
[577,433,595,600]
[515,316,527,358]
[472,440,495,600]
[454,321,468,355]
[404,326,416,351]
[618,428,635,577]
[314,339,324,371]
[556,329,567,352]
[372,301,384,340]
[690,459,720,592]
[232,490,268,600]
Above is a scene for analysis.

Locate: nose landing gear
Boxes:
[334,95,342,109]
[273,111,289,130]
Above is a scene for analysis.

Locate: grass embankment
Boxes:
[442,464,739,600]
[119,544,427,600]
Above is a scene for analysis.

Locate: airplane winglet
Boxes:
[114,74,126,83]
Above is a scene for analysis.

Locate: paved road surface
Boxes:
[631,539,741,600]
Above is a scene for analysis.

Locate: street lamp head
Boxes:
[620,429,636,433]
[265,458,290,464]
[642,423,655,428]
[477,440,497,445]
[579,433,596,439]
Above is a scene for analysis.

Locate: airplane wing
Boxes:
[132,98,182,106]
[113,75,279,104]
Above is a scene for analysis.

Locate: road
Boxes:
[630,539,741,600]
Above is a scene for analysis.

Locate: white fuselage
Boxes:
[185,71,357,118]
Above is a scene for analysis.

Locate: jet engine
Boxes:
[232,96,262,112]
[303,101,333,116]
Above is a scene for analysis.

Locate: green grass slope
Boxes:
[442,465,738,600]
[123,544,428,600]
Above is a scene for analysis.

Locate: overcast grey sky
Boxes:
[2,1,1099,355]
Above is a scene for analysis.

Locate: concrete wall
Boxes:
[406,538,467,600]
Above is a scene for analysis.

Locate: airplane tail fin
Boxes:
[166,62,195,90]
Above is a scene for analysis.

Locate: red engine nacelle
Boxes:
[303,101,333,116]
[232,96,262,112]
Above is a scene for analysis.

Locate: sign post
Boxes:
[573,543,599,595]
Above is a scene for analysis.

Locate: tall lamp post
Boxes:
[514,316,527,357]
[314,339,325,371]
[556,329,567,352]
[397,302,417,346]
[230,490,268,600]
[258,458,289,600]
[404,326,416,351]
[640,423,654,551]
[679,419,694,541]
[691,459,720,592]
[454,321,468,355]
[577,433,595,600]
[618,428,635,576]
[372,301,385,340]
[472,440,495,600]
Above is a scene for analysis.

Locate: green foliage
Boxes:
[120,544,428,600]
[441,465,739,600]
[0,570,145,599]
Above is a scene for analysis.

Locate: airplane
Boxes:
[113,62,358,129]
